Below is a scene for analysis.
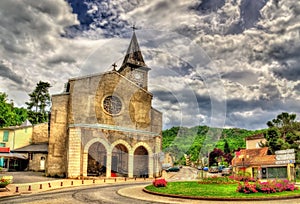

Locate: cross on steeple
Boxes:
[131,25,137,32]
[112,63,117,71]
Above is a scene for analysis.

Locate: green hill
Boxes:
[162,126,265,165]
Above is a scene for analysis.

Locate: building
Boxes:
[0,120,33,170]
[232,133,295,181]
[0,120,33,150]
[47,31,163,178]
[245,133,266,149]
[12,123,49,172]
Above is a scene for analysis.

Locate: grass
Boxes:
[145,181,300,199]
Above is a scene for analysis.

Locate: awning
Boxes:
[0,152,27,159]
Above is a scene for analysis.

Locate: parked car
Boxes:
[162,163,172,170]
[166,166,180,172]
[221,167,232,176]
[218,165,226,173]
[203,167,209,171]
[209,166,219,173]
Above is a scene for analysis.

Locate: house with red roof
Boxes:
[231,133,296,181]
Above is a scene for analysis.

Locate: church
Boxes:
[47,31,163,178]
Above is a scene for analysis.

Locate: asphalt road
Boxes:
[0,183,165,204]
[2,168,300,204]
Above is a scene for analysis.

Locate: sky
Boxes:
[0,0,300,131]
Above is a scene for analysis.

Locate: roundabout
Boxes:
[143,182,300,202]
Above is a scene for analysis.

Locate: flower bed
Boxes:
[153,178,167,187]
[237,179,298,194]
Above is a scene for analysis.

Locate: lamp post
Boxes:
[242,157,245,176]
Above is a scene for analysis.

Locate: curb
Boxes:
[0,192,21,199]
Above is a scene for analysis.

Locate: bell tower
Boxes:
[117,27,150,90]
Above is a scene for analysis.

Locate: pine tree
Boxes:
[224,139,230,154]
[26,81,51,125]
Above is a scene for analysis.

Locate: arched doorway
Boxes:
[87,142,107,176]
[112,144,128,177]
[133,146,148,178]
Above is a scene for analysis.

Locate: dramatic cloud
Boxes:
[1,0,300,131]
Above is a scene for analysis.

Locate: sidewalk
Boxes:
[0,171,158,199]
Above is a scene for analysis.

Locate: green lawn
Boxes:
[145,181,300,199]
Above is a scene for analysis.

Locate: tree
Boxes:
[0,92,28,127]
[224,139,230,154]
[264,112,300,161]
[26,81,51,125]
[267,112,297,138]
[209,148,224,166]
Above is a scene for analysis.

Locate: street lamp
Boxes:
[242,157,245,176]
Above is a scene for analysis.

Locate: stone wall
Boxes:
[47,93,69,177]
[151,108,162,134]
[68,72,153,131]
[28,153,47,172]
[67,127,82,178]
[32,123,48,143]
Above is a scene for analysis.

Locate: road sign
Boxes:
[276,153,295,161]
[275,149,294,154]
[275,160,295,164]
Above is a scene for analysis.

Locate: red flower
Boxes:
[153,178,167,187]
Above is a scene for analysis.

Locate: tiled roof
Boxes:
[232,147,276,166]
[245,133,264,140]
[121,32,146,67]
[12,143,48,153]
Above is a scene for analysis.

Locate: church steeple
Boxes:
[118,28,150,90]
[119,31,147,70]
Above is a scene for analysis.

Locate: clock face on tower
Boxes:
[134,72,143,80]
[103,95,122,115]
[131,71,144,87]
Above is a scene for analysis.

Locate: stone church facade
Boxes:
[47,32,162,178]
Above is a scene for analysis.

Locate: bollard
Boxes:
[93,179,95,184]
[134,177,136,181]
[48,183,51,188]
[15,186,19,193]
[28,185,31,191]
[61,181,63,186]
[114,178,116,182]
[82,180,84,184]
[125,177,126,181]
[104,178,106,183]
[144,177,146,180]
[40,184,43,189]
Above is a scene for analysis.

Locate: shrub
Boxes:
[237,171,251,177]
[198,176,237,184]
[229,174,257,182]
[153,178,167,187]
[237,182,258,194]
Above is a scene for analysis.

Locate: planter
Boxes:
[0,176,12,188]
[0,183,9,188]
